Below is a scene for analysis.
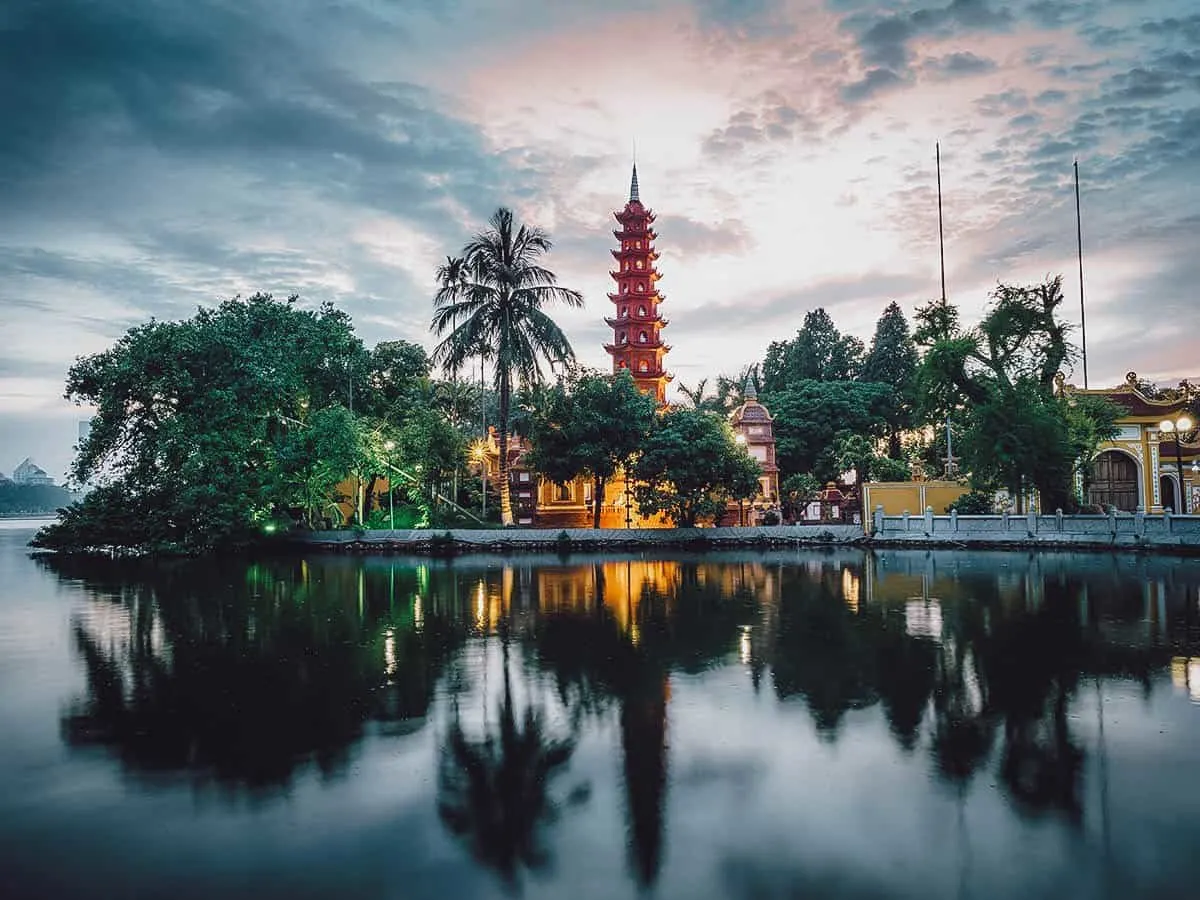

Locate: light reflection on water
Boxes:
[1,530,1199,899]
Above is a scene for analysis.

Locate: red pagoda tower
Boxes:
[605,165,671,403]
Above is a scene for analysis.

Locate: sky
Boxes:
[2,0,1199,481]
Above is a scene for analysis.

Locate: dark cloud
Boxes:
[975,89,1029,117]
[1140,13,1200,46]
[842,68,906,103]
[844,0,1012,74]
[654,216,755,259]
[0,0,525,245]
[1035,88,1069,105]
[922,51,998,76]
[701,91,829,158]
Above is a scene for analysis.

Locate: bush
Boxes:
[947,490,994,514]
[761,509,781,526]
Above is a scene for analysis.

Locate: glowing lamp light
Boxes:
[735,433,747,445]
[383,440,395,451]
[263,523,277,534]
[1159,416,1193,433]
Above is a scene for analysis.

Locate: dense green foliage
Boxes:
[525,370,657,527]
[632,409,761,527]
[861,301,919,456]
[431,207,583,526]
[0,481,73,516]
[762,308,865,392]
[35,294,373,553]
[915,277,1119,510]
[764,380,892,482]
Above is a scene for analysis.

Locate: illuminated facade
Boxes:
[1059,372,1198,513]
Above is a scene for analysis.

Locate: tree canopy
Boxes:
[762,308,864,392]
[915,277,1119,510]
[35,294,373,552]
[632,408,761,527]
[525,370,657,528]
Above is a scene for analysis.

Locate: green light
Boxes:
[264,523,277,534]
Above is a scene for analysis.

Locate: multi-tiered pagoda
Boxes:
[605,164,671,403]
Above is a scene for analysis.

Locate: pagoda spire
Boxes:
[629,162,640,204]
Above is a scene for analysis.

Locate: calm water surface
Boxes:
[2,523,1199,899]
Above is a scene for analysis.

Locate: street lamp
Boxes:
[383,440,396,529]
[1159,413,1194,513]
[471,439,489,518]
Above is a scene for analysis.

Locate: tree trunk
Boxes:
[498,373,514,526]
[593,474,605,529]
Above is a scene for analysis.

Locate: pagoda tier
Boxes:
[605,163,671,404]
[611,248,660,261]
[605,338,671,352]
[607,292,667,305]
[604,316,671,328]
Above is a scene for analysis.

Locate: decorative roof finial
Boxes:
[629,162,640,204]
[744,378,757,401]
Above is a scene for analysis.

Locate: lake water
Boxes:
[2,525,1199,899]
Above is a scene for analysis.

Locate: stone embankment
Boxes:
[295,511,1200,555]
[296,524,864,554]
[870,507,1200,552]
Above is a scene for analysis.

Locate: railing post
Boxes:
[903,510,911,532]
[924,506,934,533]
[873,504,884,535]
[1055,508,1064,531]
[949,508,958,533]
[1108,507,1117,535]
[1027,509,1037,535]
[1165,509,1173,534]
[1135,506,1146,537]
[1002,510,1010,531]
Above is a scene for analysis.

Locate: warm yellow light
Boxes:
[1160,419,1175,433]
[1179,415,1194,432]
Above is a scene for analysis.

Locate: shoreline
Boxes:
[291,523,1200,557]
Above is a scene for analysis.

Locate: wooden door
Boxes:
[1088,451,1139,511]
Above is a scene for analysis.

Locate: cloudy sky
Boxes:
[3,0,1199,480]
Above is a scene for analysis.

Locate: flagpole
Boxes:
[937,142,956,477]
[1074,159,1089,389]
[937,142,947,304]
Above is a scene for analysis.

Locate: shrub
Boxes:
[947,490,994,514]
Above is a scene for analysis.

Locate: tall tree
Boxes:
[763,308,865,392]
[766,380,893,481]
[431,208,583,525]
[916,277,1118,511]
[35,294,370,552]
[526,370,657,528]
[632,408,761,527]
[862,302,919,457]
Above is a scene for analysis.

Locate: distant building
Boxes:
[12,458,55,486]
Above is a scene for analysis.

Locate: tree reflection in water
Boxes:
[48,555,465,793]
[41,549,1198,893]
[436,634,578,890]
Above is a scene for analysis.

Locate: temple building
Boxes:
[480,165,779,527]
[1059,372,1198,513]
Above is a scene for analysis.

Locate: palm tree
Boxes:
[431,208,583,525]
[677,378,710,410]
